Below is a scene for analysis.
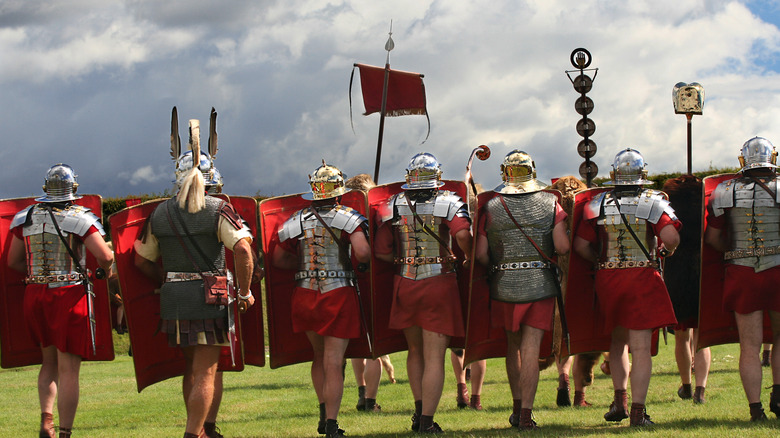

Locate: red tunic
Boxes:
[478,202,567,333]
[577,213,680,333]
[279,225,363,339]
[14,226,100,358]
[707,212,780,314]
[375,214,470,337]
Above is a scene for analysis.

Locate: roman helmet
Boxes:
[402,152,445,190]
[738,136,778,173]
[36,163,82,202]
[493,149,547,194]
[303,160,350,200]
[604,148,653,186]
[170,106,222,191]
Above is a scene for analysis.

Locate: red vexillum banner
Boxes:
[353,63,427,116]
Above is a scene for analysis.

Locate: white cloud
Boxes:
[2,0,780,198]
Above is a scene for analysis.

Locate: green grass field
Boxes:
[1,333,779,437]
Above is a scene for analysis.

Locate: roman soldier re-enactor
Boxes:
[704,137,780,421]
[474,150,570,431]
[374,152,472,433]
[7,164,114,438]
[134,118,255,438]
[573,148,680,427]
[271,162,371,438]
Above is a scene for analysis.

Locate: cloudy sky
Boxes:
[3,0,780,199]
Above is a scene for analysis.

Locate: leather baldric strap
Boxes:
[406,196,457,260]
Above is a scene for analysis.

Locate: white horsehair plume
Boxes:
[177,119,205,213]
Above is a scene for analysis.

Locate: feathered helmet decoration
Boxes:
[170,107,221,212]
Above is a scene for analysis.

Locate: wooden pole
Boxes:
[373,63,390,183]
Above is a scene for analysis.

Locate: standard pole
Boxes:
[373,63,390,183]
[686,113,693,175]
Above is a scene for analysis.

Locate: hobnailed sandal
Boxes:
[573,391,592,407]
[556,374,571,407]
[604,401,628,422]
[693,386,706,404]
[456,383,469,409]
[40,413,55,438]
[469,395,483,410]
[770,387,780,417]
[629,404,654,427]
[677,384,693,400]
[518,409,539,431]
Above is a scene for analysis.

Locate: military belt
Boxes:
[394,255,458,265]
[725,245,780,260]
[491,261,550,272]
[294,270,357,280]
[166,272,206,282]
[26,273,84,284]
[597,260,658,270]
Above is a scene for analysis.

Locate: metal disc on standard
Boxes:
[576,118,596,137]
[577,139,597,158]
[573,74,593,93]
[579,161,598,180]
[575,96,594,115]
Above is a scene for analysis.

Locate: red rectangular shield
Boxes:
[1,195,114,368]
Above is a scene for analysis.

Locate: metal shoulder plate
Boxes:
[278,210,304,242]
[330,205,368,234]
[9,205,34,230]
[711,179,736,217]
[635,189,675,224]
[434,190,469,221]
[583,192,605,220]
[22,204,105,237]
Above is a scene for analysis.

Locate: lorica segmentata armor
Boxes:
[11,203,104,286]
[585,189,675,267]
[712,177,780,272]
[382,190,468,280]
[485,192,558,303]
[279,204,367,293]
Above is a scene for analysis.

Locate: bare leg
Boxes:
[692,329,711,388]
[364,359,382,400]
[404,327,424,403]
[351,358,367,387]
[322,336,349,420]
[182,345,221,434]
[609,328,630,392]
[55,350,82,430]
[517,326,544,409]
[627,329,652,404]
[675,328,693,386]
[420,330,450,416]
[39,346,58,417]
[205,371,223,424]
[470,360,486,397]
[506,337,522,400]
[735,311,765,404]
